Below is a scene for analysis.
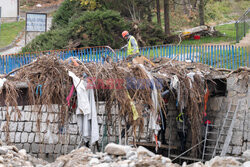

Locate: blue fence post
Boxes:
[177,45,179,61]
[238,46,240,68]
[87,49,90,62]
[204,46,206,65]
[147,47,150,59]
[189,45,192,61]
[211,45,213,67]
[183,45,186,61]
[226,45,229,69]
[242,47,244,66]
[0,56,2,74]
[247,46,249,67]
[231,45,233,69]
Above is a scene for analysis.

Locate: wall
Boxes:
[207,74,250,157]
[0,0,18,22]
[0,74,249,162]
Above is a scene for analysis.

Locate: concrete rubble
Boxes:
[0,141,249,167]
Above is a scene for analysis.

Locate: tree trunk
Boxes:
[199,0,205,25]
[156,0,161,26]
[164,0,170,35]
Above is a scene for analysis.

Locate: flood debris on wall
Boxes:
[0,55,249,161]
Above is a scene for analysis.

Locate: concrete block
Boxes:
[30,112,38,121]
[22,112,31,121]
[0,121,6,131]
[54,144,62,154]
[37,153,46,159]
[45,145,55,154]
[227,91,237,97]
[44,132,57,144]
[71,114,77,124]
[47,114,54,122]
[31,143,39,153]
[35,133,44,143]
[232,131,243,145]
[28,133,35,143]
[209,97,223,111]
[9,122,17,132]
[38,144,45,152]
[97,116,103,124]
[232,146,242,155]
[67,145,75,153]
[24,122,32,132]
[24,105,32,111]
[15,132,21,142]
[10,112,19,121]
[23,143,30,152]
[0,111,6,120]
[61,145,68,154]
[1,132,6,141]
[60,135,70,145]
[40,123,47,133]
[32,122,38,132]
[76,136,81,144]
[52,124,59,134]
[68,124,78,135]
[9,132,15,143]
[247,142,250,150]
[227,77,236,91]
[17,122,24,132]
[41,105,47,112]
[52,134,59,144]
[234,119,244,130]
[42,113,48,122]
[15,144,23,150]
[21,132,28,143]
[69,135,77,145]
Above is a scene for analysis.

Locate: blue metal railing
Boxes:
[0,45,249,74]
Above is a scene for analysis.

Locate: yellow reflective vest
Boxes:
[128,36,139,55]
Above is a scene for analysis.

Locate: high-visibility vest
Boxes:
[128,36,139,55]
[176,112,184,123]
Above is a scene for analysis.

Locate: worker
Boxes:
[176,111,188,153]
[121,31,140,62]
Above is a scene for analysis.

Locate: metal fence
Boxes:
[0,45,249,74]
[236,8,250,43]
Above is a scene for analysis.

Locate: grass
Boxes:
[151,0,250,45]
[0,21,25,48]
[180,23,237,45]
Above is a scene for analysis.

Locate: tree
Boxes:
[164,0,170,35]
[156,0,161,26]
[71,0,98,10]
[100,0,153,22]
[199,0,205,25]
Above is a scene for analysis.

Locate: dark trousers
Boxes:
[177,131,187,152]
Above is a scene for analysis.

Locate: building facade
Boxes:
[0,0,19,22]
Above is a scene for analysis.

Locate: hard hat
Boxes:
[122,31,129,38]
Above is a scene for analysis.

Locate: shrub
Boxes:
[22,10,129,52]
[51,0,85,29]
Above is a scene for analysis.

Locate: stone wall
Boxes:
[0,74,249,162]
[0,105,79,162]
[207,74,250,157]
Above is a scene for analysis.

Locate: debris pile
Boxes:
[45,143,249,167]
[0,55,249,157]
[0,137,249,166]
[0,141,47,166]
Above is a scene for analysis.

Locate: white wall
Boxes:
[0,0,18,18]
